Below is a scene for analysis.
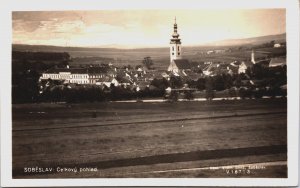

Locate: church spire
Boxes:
[169,17,182,67]
[171,17,180,40]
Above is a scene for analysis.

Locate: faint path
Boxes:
[13,111,286,132]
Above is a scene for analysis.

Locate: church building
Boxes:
[168,18,191,73]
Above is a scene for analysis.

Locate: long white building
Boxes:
[40,67,117,85]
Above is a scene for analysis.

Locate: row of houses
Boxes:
[169,55,286,77]
[40,55,286,89]
[40,65,163,89]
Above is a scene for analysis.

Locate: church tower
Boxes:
[251,50,256,64]
[168,17,190,73]
[170,17,182,63]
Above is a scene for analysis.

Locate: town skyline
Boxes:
[13,9,286,48]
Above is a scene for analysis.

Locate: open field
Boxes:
[12,43,286,70]
[43,46,286,70]
[12,98,287,178]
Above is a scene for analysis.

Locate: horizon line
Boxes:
[12,32,286,50]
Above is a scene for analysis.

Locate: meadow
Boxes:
[63,46,286,70]
[13,99,287,178]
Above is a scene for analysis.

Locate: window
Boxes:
[172,53,174,55]
[178,52,180,55]
[172,46,174,51]
[178,46,180,51]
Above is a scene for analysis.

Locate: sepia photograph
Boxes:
[1,0,299,186]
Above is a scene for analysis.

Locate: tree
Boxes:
[184,90,194,100]
[223,74,233,89]
[151,78,169,90]
[169,76,183,88]
[214,75,225,91]
[142,56,154,70]
[12,69,40,103]
[251,64,269,80]
[205,77,215,100]
[196,78,206,90]
[168,91,179,102]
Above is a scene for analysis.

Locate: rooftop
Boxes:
[173,59,191,69]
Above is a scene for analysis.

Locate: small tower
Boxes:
[170,17,182,63]
[251,50,256,64]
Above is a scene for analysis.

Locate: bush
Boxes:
[184,90,194,100]
[205,89,215,100]
[238,87,253,99]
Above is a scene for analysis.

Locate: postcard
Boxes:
[1,0,299,186]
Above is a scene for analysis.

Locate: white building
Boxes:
[274,43,281,48]
[238,62,248,74]
[40,68,89,84]
[251,50,256,64]
[40,66,119,85]
[96,77,119,87]
[40,68,99,85]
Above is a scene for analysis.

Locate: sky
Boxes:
[12,9,286,48]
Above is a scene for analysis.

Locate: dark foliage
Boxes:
[151,78,169,90]
[12,51,70,62]
[169,76,183,88]
[12,70,40,103]
[142,57,154,70]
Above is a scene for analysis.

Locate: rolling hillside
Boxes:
[12,33,286,69]
[206,33,286,46]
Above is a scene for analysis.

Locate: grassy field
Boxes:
[12,98,287,178]
[12,44,286,70]
[67,46,286,69]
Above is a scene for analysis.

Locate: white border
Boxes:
[1,0,299,186]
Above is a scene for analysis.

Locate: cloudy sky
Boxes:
[12,9,285,48]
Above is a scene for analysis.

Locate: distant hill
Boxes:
[12,33,286,70]
[12,44,168,54]
[12,33,286,53]
[205,33,286,46]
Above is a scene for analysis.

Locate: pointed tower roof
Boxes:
[170,17,181,44]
